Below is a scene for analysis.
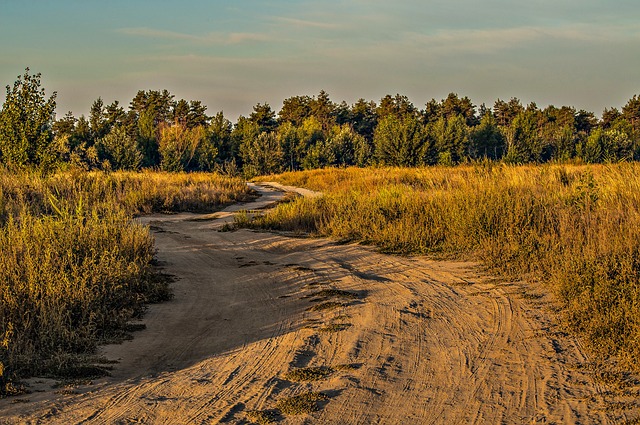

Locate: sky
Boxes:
[1,0,639,120]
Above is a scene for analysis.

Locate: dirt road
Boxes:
[0,183,634,424]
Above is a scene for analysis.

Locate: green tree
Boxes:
[493,98,524,127]
[302,139,336,169]
[440,93,478,126]
[469,113,505,159]
[423,99,441,125]
[429,114,470,164]
[129,89,175,126]
[326,124,364,167]
[349,98,378,141]
[52,111,77,138]
[173,99,190,126]
[622,95,640,137]
[502,110,544,163]
[96,125,142,170]
[208,111,233,163]
[295,116,325,168]
[240,132,283,176]
[277,121,303,171]
[538,105,577,161]
[377,94,418,120]
[309,90,336,132]
[105,100,127,129]
[278,95,312,126]
[374,115,428,166]
[158,124,210,172]
[0,68,57,168]
[577,127,604,163]
[601,107,621,129]
[602,128,634,162]
[249,103,278,133]
[304,124,365,169]
[186,100,209,128]
[89,97,110,141]
[231,116,260,168]
[137,109,159,167]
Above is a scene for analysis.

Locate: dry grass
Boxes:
[0,169,250,395]
[306,302,346,312]
[307,289,359,300]
[250,164,640,371]
[284,366,333,382]
[245,409,279,424]
[275,391,329,415]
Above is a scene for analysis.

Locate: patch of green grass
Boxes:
[275,392,329,415]
[284,367,333,382]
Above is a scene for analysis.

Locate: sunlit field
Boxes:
[0,170,252,395]
[252,163,640,370]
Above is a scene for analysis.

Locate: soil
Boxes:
[1,182,638,424]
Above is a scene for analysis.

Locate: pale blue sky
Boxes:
[1,0,639,120]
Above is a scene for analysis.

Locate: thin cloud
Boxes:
[405,23,640,54]
[117,27,197,41]
[116,27,271,45]
[273,16,339,30]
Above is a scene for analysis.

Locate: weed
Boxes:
[333,363,362,371]
[306,302,346,312]
[275,391,329,415]
[306,289,359,300]
[246,409,280,424]
[284,366,333,382]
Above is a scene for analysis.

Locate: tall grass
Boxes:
[253,164,640,369]
[0,169,252,395]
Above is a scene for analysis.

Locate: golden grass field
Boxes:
[0,170,253,394]
[254,163,640,370]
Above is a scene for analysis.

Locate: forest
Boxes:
[1,68,640,174]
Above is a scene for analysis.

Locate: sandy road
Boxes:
[0,183,634,424]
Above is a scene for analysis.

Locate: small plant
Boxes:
[284,366,333,382]
[333,363,362,371]
[306,289,359,300]
[275,392,329,415]
[246,409,279,424]
[306,302,346,312]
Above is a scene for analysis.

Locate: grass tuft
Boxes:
[306,302,346,312]
[275,391,329,415]
[284,366,333,382]
[306,289,359,300]
[246,409,280,424]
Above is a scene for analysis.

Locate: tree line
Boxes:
[2,68,640,174]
